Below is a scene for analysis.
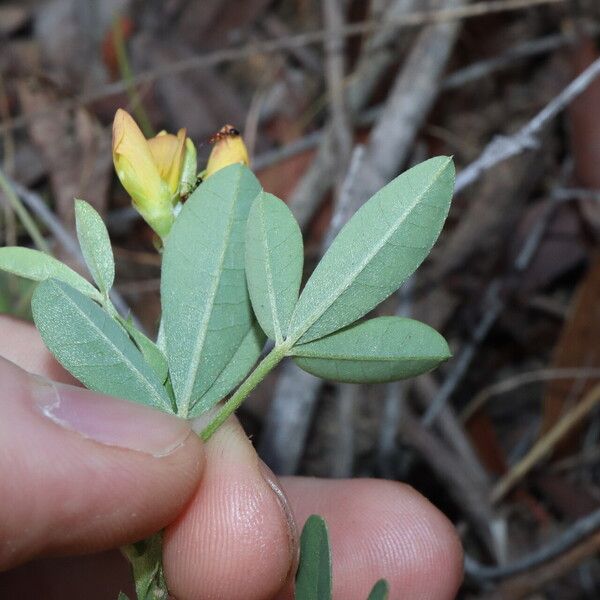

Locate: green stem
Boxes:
[200,345,287,441]
[0,168,50,253]
[113,17,154,138]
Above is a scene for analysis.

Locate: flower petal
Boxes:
[148,128,187,195]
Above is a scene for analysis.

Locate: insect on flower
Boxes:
[204,124,250,179]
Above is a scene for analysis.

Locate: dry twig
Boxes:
[491,383,600,502]
[0,0,565,138]
[466,508,600,582]
[6,176,140,329]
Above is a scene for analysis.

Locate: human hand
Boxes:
[0,316,462,599]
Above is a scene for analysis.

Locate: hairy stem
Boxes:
[200,344,288,441]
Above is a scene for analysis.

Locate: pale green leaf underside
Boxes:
[288,156,455,344]
[292,316,450,383]
[32,279,171,411]
[295,515,332,600]
[189,321,266,417]
[118,316,169,384]
[162,164,262,416]
[0,246,102,302]
[245,191,303,342]
[74,199,115,295]
[367,579,390,600]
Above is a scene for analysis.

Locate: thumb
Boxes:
[0,357,204,570]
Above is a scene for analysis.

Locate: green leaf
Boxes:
[292,316,450,383]
[74,199,115,296]
[287,157,454,344]
[118,316,169,384]
[117,593,130,600]
[0,246,102,302]
[122,534,169,600]
[189,322,266,417]
[295,515,332,600]
[245,191,303,343]
[32,279,171,411]
[162,164,261,417]
[367,579,389,600]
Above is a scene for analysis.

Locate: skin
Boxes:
[0,315,463,599]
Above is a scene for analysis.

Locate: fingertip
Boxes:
[163,419,296,600]
[281,478,463,600]
[0,315,75,383]
[0,357,206,569]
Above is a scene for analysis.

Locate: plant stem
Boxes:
[112,17,154,138]
[0,168,50,253]
[200,344,287,441]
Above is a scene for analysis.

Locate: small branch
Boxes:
[491,383,600,503]
[462,367,600,423]
[377,280,414,478]
[465,507,600,582]
[485,532,600,599]
[0,0,565,138]
[6,175,142,330]
[422,186,574,426]
[258,146,364,475]
[442,25,599,90]
[399,407,500,554]
[258,361,322,474]
[455,55,600,194]
[112,17,154,138]
[323,0,353,193]
[201,345,287,440]
[0,168,50,253]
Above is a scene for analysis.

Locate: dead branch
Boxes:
[6,175,141,329]
[466,507,600,582]
[491,383,600,502]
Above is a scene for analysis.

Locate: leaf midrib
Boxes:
[53,282,168,409]
[293,351,448,362]
[178,171,242,415]
[76,202,114,293]
[258,196,282,343]
[289,159,450,343]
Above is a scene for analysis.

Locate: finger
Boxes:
[0,317,297,599]
[163,417,297,600]
[0,318,461,599]
[280,477,463,600]
[0,315,75,383]
[0,357,205,570]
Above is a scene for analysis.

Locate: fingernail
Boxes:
[259,461,299,579]
[31,376,193,457]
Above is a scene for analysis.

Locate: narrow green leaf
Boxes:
[74,199,115,295]
[0,246,102,302]
[117,593,130,600]
[32,279,171,411]
[162,164,262,416]
[296,515,332,600]
[189,322,266,417]
[287,157,454,344]
[118,316,169,384]
[292,316,451,383]
[367,579,389,600]
[245,191,303,343]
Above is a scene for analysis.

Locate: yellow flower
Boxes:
[205,125,249,178]
[112,109,196,239]
[147,129,187,196]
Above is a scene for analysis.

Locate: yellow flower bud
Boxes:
[147,128,187,196]
[205,125,249,179]
[112,109,197,239]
